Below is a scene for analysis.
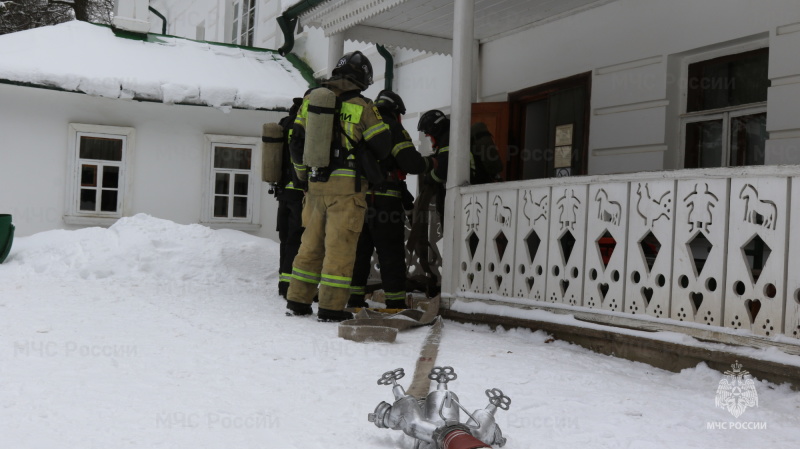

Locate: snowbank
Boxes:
[1,214,278,285]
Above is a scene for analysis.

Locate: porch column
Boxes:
[327,32,345,76]
[441,0,474,297]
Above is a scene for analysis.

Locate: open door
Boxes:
[472,102,510,181]
[508,73,591,181]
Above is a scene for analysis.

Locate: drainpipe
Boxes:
[277,0,328,56]
[148,6,167,35]
[376,44,394,91]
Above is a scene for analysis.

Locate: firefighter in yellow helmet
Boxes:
[286,51,392,322]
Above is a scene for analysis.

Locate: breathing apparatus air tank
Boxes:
[261,123,284,183]
[303,87,337,169]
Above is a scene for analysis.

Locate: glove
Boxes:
[401,184,415,211]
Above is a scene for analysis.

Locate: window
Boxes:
[682,48,769,168]
[202,135,261,230]
[230,0,255,46]
[65,124,134,226]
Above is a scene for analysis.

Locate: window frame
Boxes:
[64,123,135,226]
[678,39,769,169]
[230,0,256,46]
[201,134,262,231]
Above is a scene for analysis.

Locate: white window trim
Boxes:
[677,38,769,168]
[64,123,135,227]
[230,0,257,46]
[201,134,262,231]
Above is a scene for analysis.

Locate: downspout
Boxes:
[148,6,167,35]
[376,44,394,91]
[277,0,328,56]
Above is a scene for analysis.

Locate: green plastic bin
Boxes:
[0,214,14,264]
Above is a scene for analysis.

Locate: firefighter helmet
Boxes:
[331,51,373,90]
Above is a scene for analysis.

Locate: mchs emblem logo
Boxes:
[715,361,758,418]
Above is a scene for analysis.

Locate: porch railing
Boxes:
[452,165,800,340]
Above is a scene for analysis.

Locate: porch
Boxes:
[428,164,800,385]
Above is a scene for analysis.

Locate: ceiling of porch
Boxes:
[298,0,615,54]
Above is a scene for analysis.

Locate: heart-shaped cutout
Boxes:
[641,287,653,305]
[495,275,503,289]
[560,279,570,296]
[526,277,535,291]
[691,292,703,312]
[598,283,609,301]
[745,299,761,324]
[467,273,474,288]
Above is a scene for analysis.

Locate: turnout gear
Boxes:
[349,91,430,308]
[287,63,392,317]
[275,98,306,299]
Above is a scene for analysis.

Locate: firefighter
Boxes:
[286,51,392,322]
[347,90,433,310]
[275,97,306,300]
[417,109,452,220]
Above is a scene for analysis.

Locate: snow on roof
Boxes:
[0,21,312,111]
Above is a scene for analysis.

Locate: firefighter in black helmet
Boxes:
[286,51,393,322]
[417,109,452,219]
[347,90,433,309]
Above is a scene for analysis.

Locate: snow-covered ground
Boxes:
[1,214,798,448]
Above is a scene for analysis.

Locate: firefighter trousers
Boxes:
[287,176,367,311]
[276,189,304,298]
[350,193,408,306]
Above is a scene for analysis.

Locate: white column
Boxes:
[327,32,346,77]
[441,0,474,298]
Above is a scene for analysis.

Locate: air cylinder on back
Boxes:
[303,87,337,168]
[261,123,284,183]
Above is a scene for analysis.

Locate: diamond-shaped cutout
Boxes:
[596,230,616,269]
[639,231,661,273]
[525,229,541,264]
[466,232,480,261]
[559,230,576,265]
[742,234,771,284]
[495,231,509,261]
[687,232,713,277]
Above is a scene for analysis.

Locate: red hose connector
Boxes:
[442,428,491,449]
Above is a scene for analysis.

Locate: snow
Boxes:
[0,21,310,111]
[1,214,799,448]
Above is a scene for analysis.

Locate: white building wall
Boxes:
[0,84,283,240]
[480,0,800,175]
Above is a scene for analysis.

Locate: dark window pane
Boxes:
[80,189,96,211]
[81,165,97,187]
[730,113,767,166]
[687,48,769,112]
[234,174,249,195]
[685,120,723,168]
[215,173,230,194]
[214,147,251,169]
[80,136,123,161]
[100,190,118,212]
[103,166,119,188]
[214,196,228,217]
[233,197,247,218]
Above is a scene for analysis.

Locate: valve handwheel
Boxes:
[486,388,511,410]
[428,366,457,383]
[377,368,405,385]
